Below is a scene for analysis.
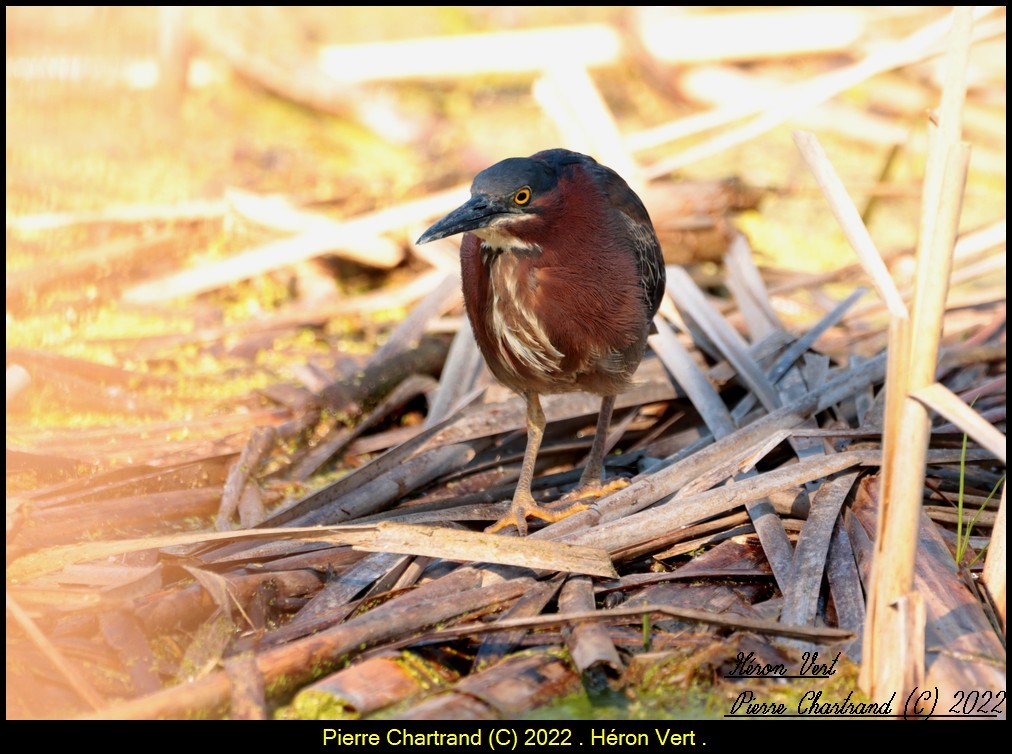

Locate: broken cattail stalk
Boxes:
[980,484,1006,632]
[558,575,624,689]
[859,8,974,704]
[909,382,1006,464]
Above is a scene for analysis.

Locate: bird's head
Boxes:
[417,150,592,251]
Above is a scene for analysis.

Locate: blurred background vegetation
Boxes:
[6,4,1005,454]
[5,4,1005,464]
[5,6,1005,721]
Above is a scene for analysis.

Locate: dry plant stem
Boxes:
[649,316,735,439]
[923,507,997,528]
[570,451,878,554]
[730,287,867,424]
[826,522,866,660]
[398,649,579,720]
[12,409,291,467]
[6,592,105,711]
[910,382,1006,463]
[8,361,165,416]
[289,374,437,482]
[319,25,622,82]
[217,426,276,530]
[85,571,529,719]
[8,197,226,233]
[122,229,400,303]
[666,266,781,411]
[6,230,180,305]
[287,442,482,527]
[368,274,460,364]
[650,522,756,561]
[867,146,971,694]
[782,472,860,626]
[617,510,752,562]
[473,575,565,670]
[652,290,793,589]
[766,221,1005,301]
[634,7,867,65]
[296,552,405,623]
[423,604,853,645]
[569,447,978,557]
[191,7,416,131]
[263,405,465,529]
[428,358,675,450]
[13,487,225,551]
[741,501,794,594]
[226,190,401,263]
[725,234,781,339]
[236,483,266,528]
[557,575,624,686]
[260,552,408,647]
[136,570,323,636]
[10,519,620,583]
[295,654,447,718]
[980,483,1006,633]
[156,6,190,114]
[791,132,906,318]
[859,8,974,703]
[680,66,910,153]
[113,268,454,357]
[319,333,450,414]
[346,523,617,579]
[675,429,792,499]
[174,611,235,685]
[99,611,163,696]
[424,325,484,428]
[851,480,1006,698]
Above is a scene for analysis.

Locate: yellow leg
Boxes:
[486,391,590,536]
[559,394,629,504]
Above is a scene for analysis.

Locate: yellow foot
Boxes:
[558,476,630,504]
[485,498,591,536]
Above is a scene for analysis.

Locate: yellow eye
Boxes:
[513,187,532,206]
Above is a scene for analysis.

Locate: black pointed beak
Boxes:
[416,194,504,245]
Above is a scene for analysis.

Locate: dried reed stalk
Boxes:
[558,575,624,689]
[980,483,1006,632]
[859,8,974,703]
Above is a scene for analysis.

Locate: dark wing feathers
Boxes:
[590,161,666,319]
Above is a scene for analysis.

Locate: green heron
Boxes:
[418,149,665,534]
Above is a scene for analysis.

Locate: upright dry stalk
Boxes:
[981,484,1006,633]
[859,8,973,701]
[793,8,978,708]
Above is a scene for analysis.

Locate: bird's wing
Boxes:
[592,163,667,319]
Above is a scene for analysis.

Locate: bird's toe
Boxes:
[559,475,629,504]
[485,496,593,536]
